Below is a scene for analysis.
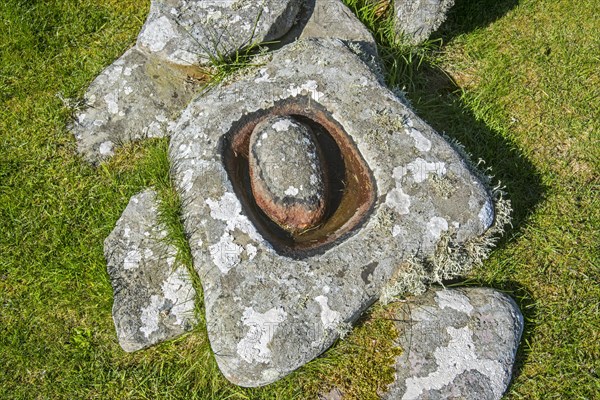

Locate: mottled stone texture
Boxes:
[71,48,200,164]
[298,0,378,57]
[383,288,523,400]
[168,38,496,386]
[71,0,301,164]
[395,0,455,44]
[138,0,301,66]
[249,116,327,232]
[105,190,196,352]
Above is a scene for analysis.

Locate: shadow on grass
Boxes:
[434,0,520,41]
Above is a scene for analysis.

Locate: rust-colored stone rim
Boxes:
[222,96,377,258]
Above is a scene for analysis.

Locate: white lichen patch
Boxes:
[386,166,412,215]
[287,80,324,102]
[237,307,287,364]
[272,118,295,132]
[161,266,196,326]
[208,231,244,274]
[406,127,432,152]
[406,158,447,183]
[284,186,299,196]
[427,217,449,241]
[315,295,341,330]
[435,290,474,315]
[99,141,114,156]
[402,326,505,400]
[123,249,142,270]
[104,92,119,114]
[205,193,267,273]
[140,15,177,52]
[139,295,162,338]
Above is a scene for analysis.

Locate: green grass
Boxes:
[1,0,598,398]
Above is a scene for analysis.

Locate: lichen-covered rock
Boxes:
[104,189,196,352]
[168,38,506,386]
[297,0,378,58]
[71,0,302,163]
[249,116,327,233]
[395,0,455,44]
[137,0,302,66]
[71,48,202,164]
[383,287,523,400]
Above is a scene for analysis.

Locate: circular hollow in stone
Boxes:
[249,116,328,233]
[222,97,377,258]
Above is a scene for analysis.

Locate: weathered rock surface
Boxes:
[297,0,378,57]
[71,48,202,164]
[249,115,327,233]
[137,0,301,66]
[72,0,302,163]
[105,189,196,352]
[383,287,523,400]
[395,0,455,44]
[168,38,500,386]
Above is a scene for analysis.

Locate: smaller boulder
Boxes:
[395,0,455,44]
[104,189,197,352]
[383,287,523,400]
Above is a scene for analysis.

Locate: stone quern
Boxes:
[168,37,502,386]
[104,189,197,352]
[249,115,328,233]
[383,287,524,400]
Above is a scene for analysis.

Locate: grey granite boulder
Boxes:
[71,48,201,164]
[298,0,378,57]
[137,0,301,66]
[105,189,197,352]
[72,0,302,163]
[167,37,506,386]
[383,287,523,400]
[395,0,455,44]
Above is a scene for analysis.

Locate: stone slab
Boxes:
[71,48,201,164]
[104,189,197,352]
[383,287,524,400]
[137,0,302,66]
[168,38,499,386]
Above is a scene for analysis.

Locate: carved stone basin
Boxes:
[168,38,497,387]
[223,99,376,257]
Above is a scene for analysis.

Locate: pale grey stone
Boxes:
[71,48,201,164]
[395,0,455,44]
[71,0,302,163]
[137,0,302,66]
[249,116,327,232]
[298,0,378,57]
[168,38,500,386]
[105,189,197,352]
[383,287,524,400]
